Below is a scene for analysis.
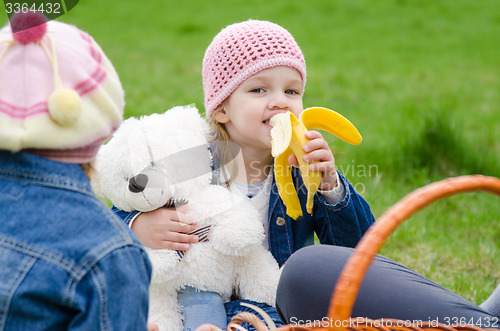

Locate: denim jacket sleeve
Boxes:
[267,168,375,265]
[312,171,375,248]
[111,205,139,226]
[71,246,152,331]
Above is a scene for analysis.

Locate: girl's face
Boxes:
[214,66,304,154]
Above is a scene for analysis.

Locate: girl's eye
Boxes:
[250,88,265,93]
[285,89,300,95]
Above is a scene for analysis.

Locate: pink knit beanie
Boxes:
[0,13,124,164]
[202,20,306,117]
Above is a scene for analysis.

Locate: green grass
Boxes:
[2,0,499,305]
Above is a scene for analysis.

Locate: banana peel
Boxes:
[270,107,362,219]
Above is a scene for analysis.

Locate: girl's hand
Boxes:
[195,325,222,331]
[147,323,159,331]
[131,205,199,250]
[288,130,338,191]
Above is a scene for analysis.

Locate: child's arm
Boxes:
[113,205,199,250]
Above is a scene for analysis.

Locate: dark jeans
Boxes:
[276,245,499,329]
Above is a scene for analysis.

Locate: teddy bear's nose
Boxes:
[128,174,148,193]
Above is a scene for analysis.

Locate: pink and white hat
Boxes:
[0,13,124,163]
[202,20,306,117]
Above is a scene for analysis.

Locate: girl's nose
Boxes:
[268,92,289,110]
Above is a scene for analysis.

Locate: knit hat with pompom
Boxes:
[202,20,306,117]
[0,12,124,163]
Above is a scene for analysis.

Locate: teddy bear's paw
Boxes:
[212,240,262,257]
[188,186,238,219]
[147,284,183,331]
[209,209,265,249]
[209,224,264,256]
[237,279,278,307]
[149,304,183,331]
[234,250,282,306]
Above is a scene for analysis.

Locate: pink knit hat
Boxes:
[202,20,306,117]
[0,13,124,163]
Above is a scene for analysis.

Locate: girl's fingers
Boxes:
[131,209,199,249]
[195,325,221,331]
[308,160,336,174]
[302,149,333,164]
[175,213,197,226]
[157,241,192,251]
[163,205,197,226]
[303,138,330,154]
[305,130,323,140]
[153,231,199,250]
[147,323,159,331]
[167,221,199,235]
[288,154,299,167]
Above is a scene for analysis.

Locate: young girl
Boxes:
[116,20,375,329]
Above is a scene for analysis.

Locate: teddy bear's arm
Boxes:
[208,206,265,257]
[234,249,282,306]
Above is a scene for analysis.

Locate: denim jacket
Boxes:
[115,164,374,267]
[0,151,152,331]
[266,168,374,265]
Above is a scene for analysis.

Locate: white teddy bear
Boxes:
[92,105,281,331]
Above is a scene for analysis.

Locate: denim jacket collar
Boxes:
[0,151,93,196]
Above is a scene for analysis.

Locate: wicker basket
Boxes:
[228,175,500,331]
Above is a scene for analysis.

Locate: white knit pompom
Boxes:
[48,88,82,125]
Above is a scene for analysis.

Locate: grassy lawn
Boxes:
[2,0,498,305]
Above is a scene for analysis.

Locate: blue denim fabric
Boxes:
[178,286,227,331]
[0,151,152,331]
[266,168,375,266]
[225,300,283,330]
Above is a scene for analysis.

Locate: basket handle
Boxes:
[327,175,500,331]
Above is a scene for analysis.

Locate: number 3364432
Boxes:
[5,2,61,14]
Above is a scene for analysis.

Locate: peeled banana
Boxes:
[270,107,362,219]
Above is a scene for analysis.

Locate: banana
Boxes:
[270,107,362,219]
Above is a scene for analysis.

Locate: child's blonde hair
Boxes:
[208,106,238,186]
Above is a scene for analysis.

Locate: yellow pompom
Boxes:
[48,88,82,126]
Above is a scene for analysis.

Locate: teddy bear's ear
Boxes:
[163,104,206,134]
